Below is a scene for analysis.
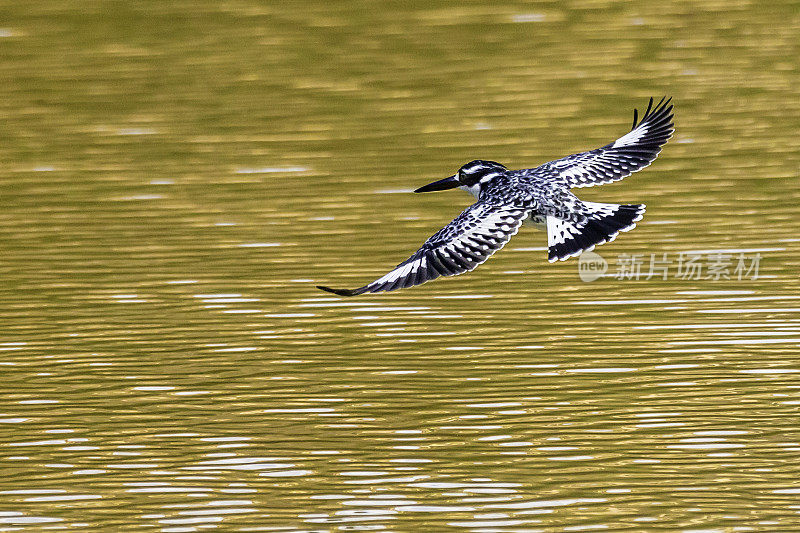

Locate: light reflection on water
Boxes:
[1,0,800,530]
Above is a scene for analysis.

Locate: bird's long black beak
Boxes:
[414,175,459,193]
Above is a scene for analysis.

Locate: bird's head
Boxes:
[414,160,507,196]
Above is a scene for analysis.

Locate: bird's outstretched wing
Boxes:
[539,97,674,188]
[317,202,529,296]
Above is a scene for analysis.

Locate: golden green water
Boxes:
[1,0,800,530]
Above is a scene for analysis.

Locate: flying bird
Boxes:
[318,97,674,296]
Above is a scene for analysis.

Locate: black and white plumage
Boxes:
[318,97,673,296]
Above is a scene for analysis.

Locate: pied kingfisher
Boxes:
[318,97,674,296]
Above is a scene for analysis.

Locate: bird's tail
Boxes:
[547,202,645,262]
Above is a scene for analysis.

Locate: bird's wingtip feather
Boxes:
[316,285,359,297]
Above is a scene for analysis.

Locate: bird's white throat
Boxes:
[459,183,482,199]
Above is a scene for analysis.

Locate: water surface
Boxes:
[1,0,800,530]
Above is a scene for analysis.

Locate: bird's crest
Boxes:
[458,160,506,186]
